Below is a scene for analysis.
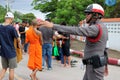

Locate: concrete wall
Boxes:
[104,22,120,51]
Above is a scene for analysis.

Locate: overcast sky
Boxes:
[0,0,46,19]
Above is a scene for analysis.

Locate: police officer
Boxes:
[39,3,108,80]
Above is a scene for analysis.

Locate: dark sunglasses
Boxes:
[85,13,91,15]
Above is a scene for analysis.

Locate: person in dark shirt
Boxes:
[0,12,20,80]
[58,22,71,67]
[19,21,26,53]
[61,33,71,67]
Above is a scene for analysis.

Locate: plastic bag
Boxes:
[52,40,59,56]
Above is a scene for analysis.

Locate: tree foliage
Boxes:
[33,0,93,25]
[14,12,36,23]
[13,11,23,23]
[22,13,36,23]
[105,0,120,18]
[13,12,36,23]
[32,0,120,25]
[14,11,23,19]
[0,5,36,24]
[0,5,7,23]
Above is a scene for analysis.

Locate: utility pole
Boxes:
[6,0,9,12]
[5,0,14,12]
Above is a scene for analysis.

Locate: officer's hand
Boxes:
[39,21,53,28]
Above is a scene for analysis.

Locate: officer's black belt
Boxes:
[82,55,107,69]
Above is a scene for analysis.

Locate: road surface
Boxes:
[0,54,120,80]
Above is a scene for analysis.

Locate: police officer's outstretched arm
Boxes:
[39,21,99,37]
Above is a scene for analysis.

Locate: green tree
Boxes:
[14,11,23,23]
[32,0,120,25]
[0,5,7,23]
[105,0,120,18]
[22,13,36,23]
[14,11,23,19]
[33,0,95,25]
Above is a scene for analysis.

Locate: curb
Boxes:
[70,49,120,66]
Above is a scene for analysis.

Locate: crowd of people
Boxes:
[0,3,108,80]
[0,12,73,80]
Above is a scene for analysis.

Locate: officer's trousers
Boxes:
[83,65,105,80]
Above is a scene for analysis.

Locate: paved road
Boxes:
[0,54,120,80]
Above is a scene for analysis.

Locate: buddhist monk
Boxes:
[26,19,42,80]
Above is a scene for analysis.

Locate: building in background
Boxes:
[102,18,120,51]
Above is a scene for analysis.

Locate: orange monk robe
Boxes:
[26,26,42,70]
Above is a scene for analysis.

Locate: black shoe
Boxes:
[71,60,78,63]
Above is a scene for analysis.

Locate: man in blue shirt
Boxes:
[0,12,20,80]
